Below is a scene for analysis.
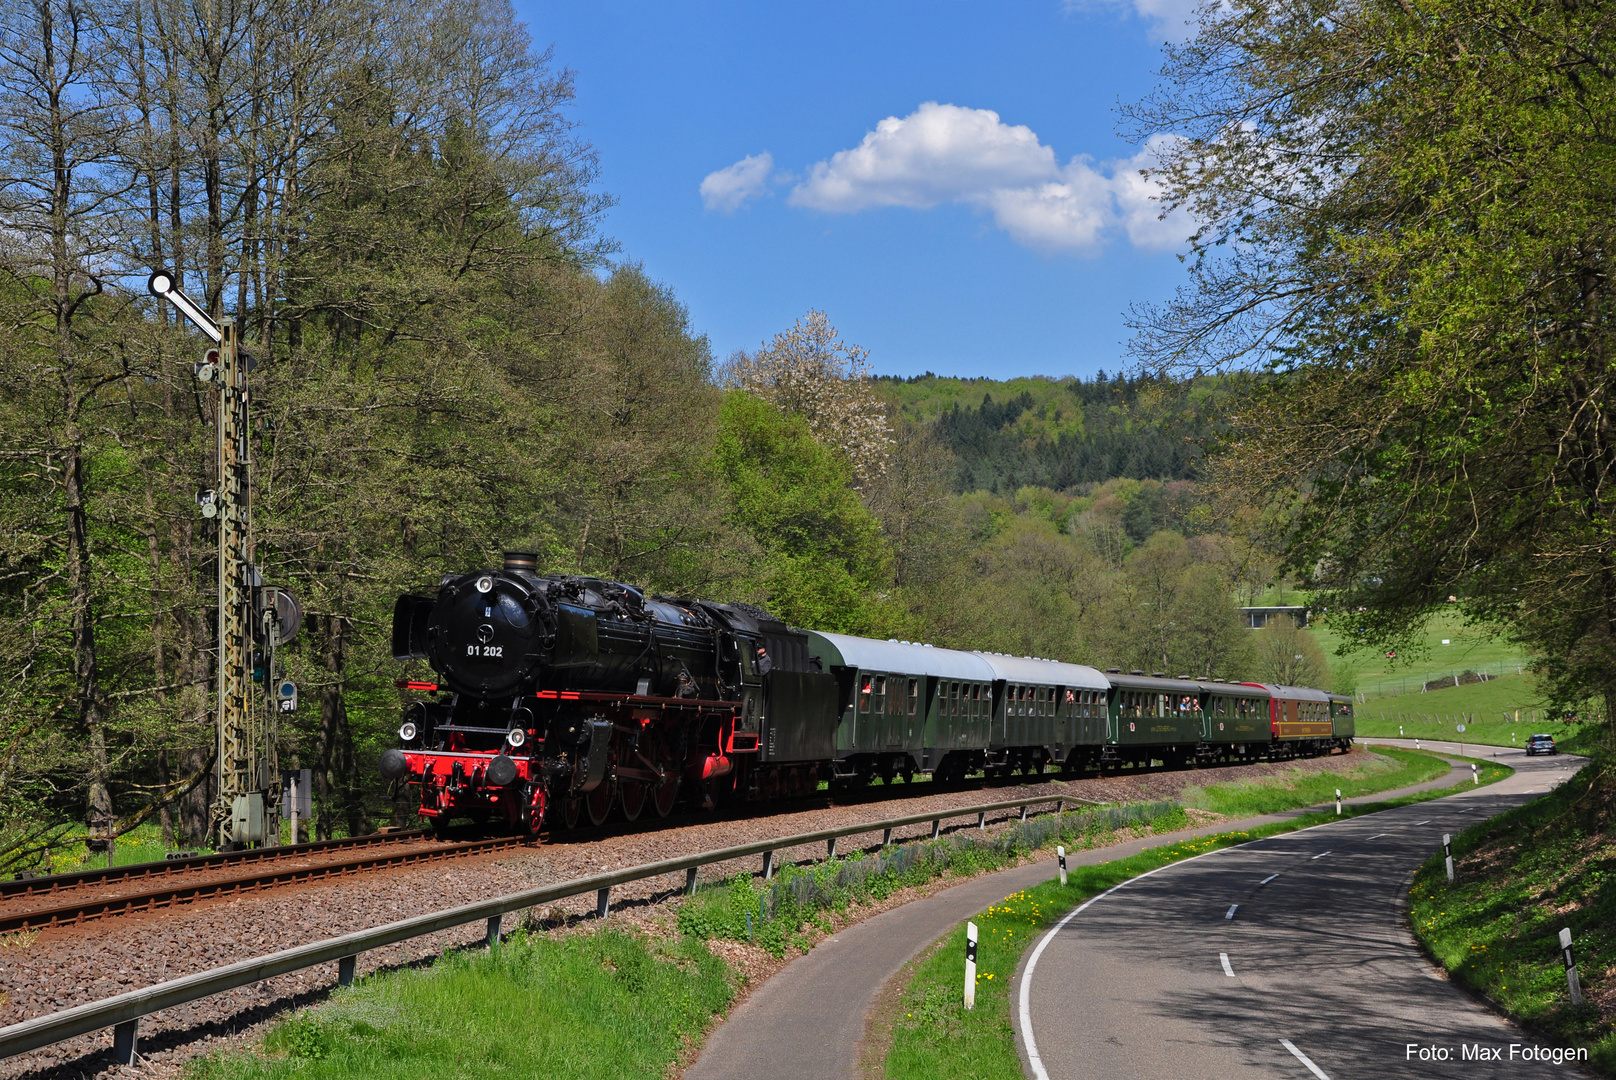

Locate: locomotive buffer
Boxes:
[147,271,301,849]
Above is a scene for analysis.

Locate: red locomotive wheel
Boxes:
[619,781,646,822]
[585,779,615,827]
[652,773,680,818]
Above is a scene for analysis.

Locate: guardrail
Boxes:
[0,792,1078,1065]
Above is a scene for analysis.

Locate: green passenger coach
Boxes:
[972,653,1110,777]
[805,632,996,785]
[1098,671,1207,770]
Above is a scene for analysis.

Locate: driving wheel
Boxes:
[619,780,646,822]
[652,773,680,817]
[585,779,615,826]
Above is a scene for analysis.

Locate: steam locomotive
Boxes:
[378,552,1353,835]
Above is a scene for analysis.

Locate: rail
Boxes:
[0,792,1076,1064]
[1,830,431,900]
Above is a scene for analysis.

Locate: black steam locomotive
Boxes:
[380,553,1352,835]
[380,553,840,834]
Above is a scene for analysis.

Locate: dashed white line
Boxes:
[1415,820,1431,826]
[1259,873,1280,886]
[1220,952,1235,977]
[1365,833,1387,840]
[1226,904,1239,920]
[1311,851,1332,860]
[1280,1038,1332,1079]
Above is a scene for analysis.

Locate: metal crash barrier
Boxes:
[0,792,1080,1063]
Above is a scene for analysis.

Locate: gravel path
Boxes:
[0,750,1375,1079]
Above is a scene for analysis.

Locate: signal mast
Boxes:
[147,272,300,848]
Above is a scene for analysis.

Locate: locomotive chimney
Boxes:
[503,552,538,573]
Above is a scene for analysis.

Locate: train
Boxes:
[377,553,1354,835]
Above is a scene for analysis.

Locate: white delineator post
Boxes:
[1335,788,1341,816]
[289,776,298,845]
[1057,845,1068,886]
[1443,833,1455,882]
[1471,763,1479,785]
[1561,928,1583,1005]
[964,921,978,1010]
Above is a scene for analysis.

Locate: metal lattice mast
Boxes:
[150,273,295,849]
[211,317,255,845]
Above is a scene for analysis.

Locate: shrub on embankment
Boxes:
[1410,745,1616,1074]
[676,801,1186,957]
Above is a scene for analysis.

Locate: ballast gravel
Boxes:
[0,750,1376,1079]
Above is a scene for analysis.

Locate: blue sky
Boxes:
[516,1,1195,379]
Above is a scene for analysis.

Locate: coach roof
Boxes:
[807,632,997,682]
[972,653,1109,691]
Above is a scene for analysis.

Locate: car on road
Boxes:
[1525,733,1557,755]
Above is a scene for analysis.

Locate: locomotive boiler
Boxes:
[379,553,840,834]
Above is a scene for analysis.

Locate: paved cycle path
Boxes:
[685,747,1494,1080]
[1016,746,1586,1080]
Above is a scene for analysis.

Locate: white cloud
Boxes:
[789,103,1055,212]
[1109,135,1193,250]
[782,103,1191,254]
[1064,0,1203,42]
[700,152,774,212]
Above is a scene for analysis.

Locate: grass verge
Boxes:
[883,750,1512,1080]
[189,928,733,1080]
[1409,752,1615,1074]
[1182,745,1448,817]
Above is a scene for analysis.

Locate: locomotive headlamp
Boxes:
[506,727,526,748]
[399,721,418,741]
[475,574,494,594]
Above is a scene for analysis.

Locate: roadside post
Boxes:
[1561,928,1583,1005]
[964,921,978,1009]
[1443,833,1454,882]
[1057,845,1068,886]
[1335,788,1341,815]
[1471,764,1479,785]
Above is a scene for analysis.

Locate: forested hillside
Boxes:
[873,373,1234,493]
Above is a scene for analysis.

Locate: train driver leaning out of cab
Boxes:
[755,645,772,675]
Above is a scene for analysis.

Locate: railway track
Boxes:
[0,835,533,934]
[1,829,431,902]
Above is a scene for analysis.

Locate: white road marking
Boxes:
[1220,952,1234,977]
[1260,873,1279,886]
[1365,833,1387,840]
[1280,1038,1332,1079]
[1226,904,1238,920]
[1311,851,1331,860]
[1018,813,1377,1080]
[1415,820,1431,825]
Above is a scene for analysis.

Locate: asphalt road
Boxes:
[1016,744,1588,1080]
[686,744,1489,1080]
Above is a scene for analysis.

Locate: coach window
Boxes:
[859,675,873,712]
[873,675,887,714]
[907,678,919,715]
[948,682,958,716]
